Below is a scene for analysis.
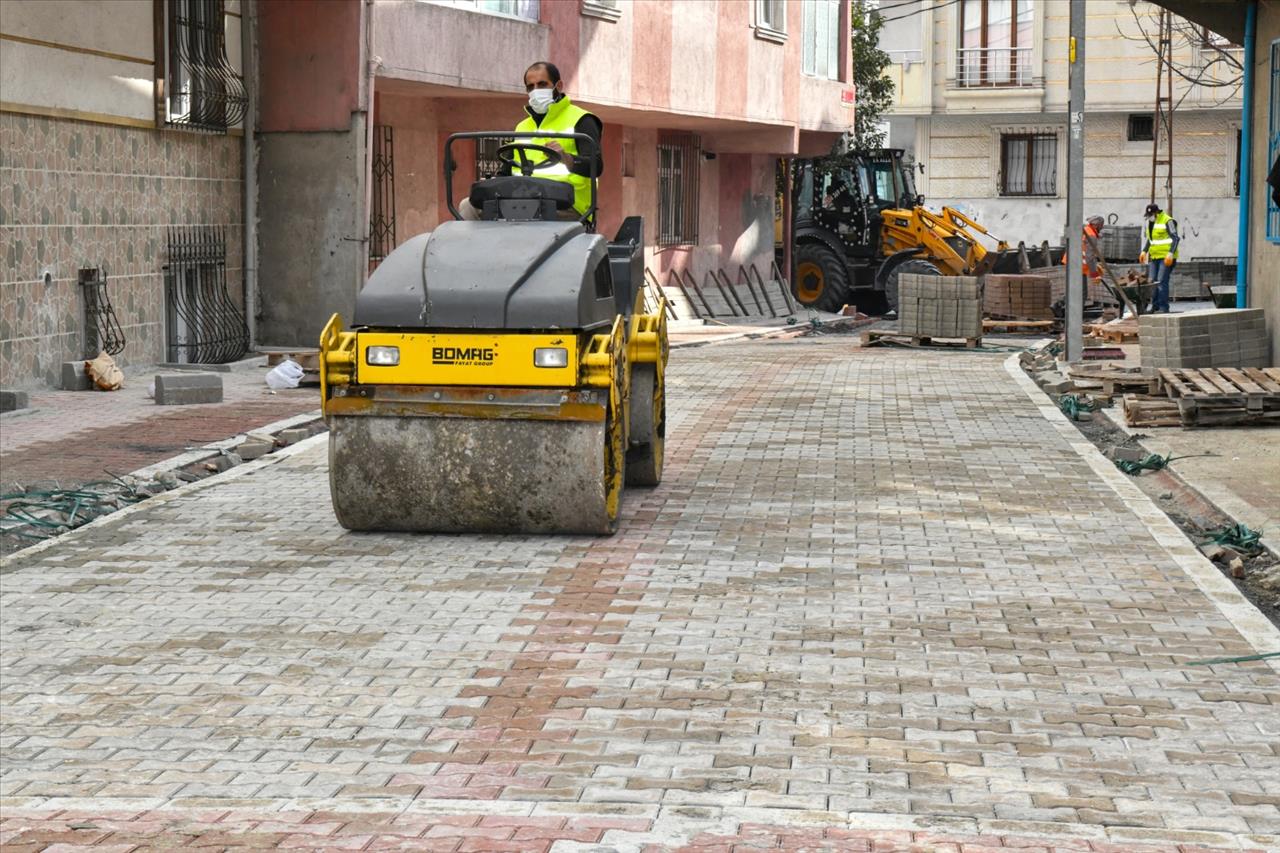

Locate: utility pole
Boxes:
[1065,0,1085,363]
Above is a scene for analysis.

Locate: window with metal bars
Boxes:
[999,132,1056,197]
[1127,114,1155,142]
[369,126,397,267]
[163,227,248,364]
[164,0,247,133]
[476,137,513,181]
[802,0,841,80]
[657,132,700,247]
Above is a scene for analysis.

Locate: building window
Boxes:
[428,0,539,22]
[164,0,247,132]
[802,0,841,80]
[999,133,1056,196]
[957,0,1033,87]
[1127,114,1154,142]
[1268,39,1280,243]
[755,0,787,43]
[581,0,620,22]
[657,132,701,246]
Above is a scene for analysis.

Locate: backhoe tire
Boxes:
[792,243,850,313]
[883,258,942,314]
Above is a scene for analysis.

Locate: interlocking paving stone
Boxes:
[1,339,1277,850]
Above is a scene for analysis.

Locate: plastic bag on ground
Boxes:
[265,359,305,390]
[85,352,124,391]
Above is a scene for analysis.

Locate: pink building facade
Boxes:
[256,0,853,344]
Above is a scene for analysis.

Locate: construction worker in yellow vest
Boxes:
[458,61,603,222]
[1139,202,1179,313]
[513,61,603,218]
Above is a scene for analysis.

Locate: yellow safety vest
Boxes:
[1147,212,1178,260]
[514,96,594,216]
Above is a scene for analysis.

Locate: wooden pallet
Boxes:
[1123,394,1182,427]
[264,350,320,370]
[263,349,320,386]
[1068,366,1160,397]
[1154,367,1280,427]
[982,319,1057,333]
[1084,320,1139,344]
[862,330,982,349]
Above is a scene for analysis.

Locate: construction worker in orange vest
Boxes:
[1063,215,1107,302]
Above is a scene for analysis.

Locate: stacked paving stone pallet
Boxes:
[1028,265,1115,305]
[982,274,1053,320]
[898,274,982,339]
[1140,308,1270,369]
[1097,225,1143,262]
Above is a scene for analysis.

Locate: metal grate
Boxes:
[1127,114,1154,142]
[657,131,700,247]
[369,125,397,267]
[166,0,247,133]
[79,268,126,357]
[999,132,1056,197]
[163,227,248,364]
[476,136,514,181]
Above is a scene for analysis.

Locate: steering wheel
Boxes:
[496,142,566,176]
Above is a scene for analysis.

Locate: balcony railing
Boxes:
[956,46,1032,88]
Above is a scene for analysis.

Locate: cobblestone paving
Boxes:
[2,339,1278,851]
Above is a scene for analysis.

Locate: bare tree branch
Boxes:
[1117,4,1242,99]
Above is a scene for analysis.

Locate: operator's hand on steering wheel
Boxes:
[543,141,574,167]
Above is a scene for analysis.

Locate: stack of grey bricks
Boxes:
[1140,308,1270,369]
[899,274,983,339]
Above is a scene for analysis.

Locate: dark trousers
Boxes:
[1147,258,1175,312]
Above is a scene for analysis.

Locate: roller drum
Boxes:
[329,415,616,535]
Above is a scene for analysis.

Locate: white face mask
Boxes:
[528,88,556,114]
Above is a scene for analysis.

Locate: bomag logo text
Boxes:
[432,346,495,366]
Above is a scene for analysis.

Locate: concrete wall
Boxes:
[255,0,366,347]
[0,113,243,387]
[1246,2,1280,363]
[256,123,365,347]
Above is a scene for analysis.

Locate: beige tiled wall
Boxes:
[0,113,243,388]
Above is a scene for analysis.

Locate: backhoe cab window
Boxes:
[816,168,857,208]
[860,160,896,203]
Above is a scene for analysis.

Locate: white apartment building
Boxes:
[879,0,1242,257]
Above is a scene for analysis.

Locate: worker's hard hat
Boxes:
[1087,215,1105,228]
[1143,203,1161,218]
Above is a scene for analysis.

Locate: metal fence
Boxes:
[79,268,125,357]
[163,227,248,364]
[957,46,1031,88]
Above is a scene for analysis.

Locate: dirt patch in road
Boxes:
[1034,372,1279,628]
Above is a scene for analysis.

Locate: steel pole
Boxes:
[1065,0,1085,363]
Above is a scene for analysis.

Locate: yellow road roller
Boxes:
[319,131,667,534]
